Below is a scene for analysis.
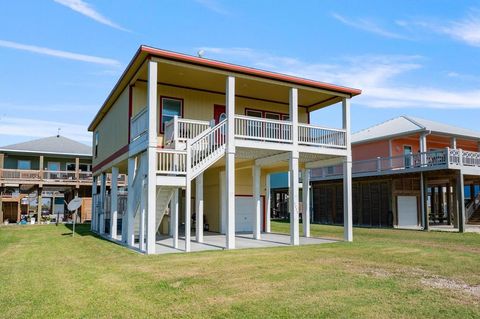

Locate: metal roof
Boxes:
[88,45,362,131]
[0,136,92,156]
[352,116,480,144]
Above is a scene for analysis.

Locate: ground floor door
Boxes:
[3,202,19,223]
[397,196,418,228]
[235,197,254,232]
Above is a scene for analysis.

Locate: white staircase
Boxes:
[188,119,227,180]
[155,186,175,232]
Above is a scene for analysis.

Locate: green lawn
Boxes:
[1,222,480,318]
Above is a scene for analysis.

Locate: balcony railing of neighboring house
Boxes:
[313,148,480,180]
[164,116,211,147]
[130,107,148,142]
[0,169,41,181]
[0,168,127,186]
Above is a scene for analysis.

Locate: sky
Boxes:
[1,0,480,146]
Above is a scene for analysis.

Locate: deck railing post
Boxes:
[376,157,381,172]
[459,149,463,166]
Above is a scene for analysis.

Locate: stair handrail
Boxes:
[466,191,480,220]
[187,119,227,178]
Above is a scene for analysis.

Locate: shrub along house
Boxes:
[0,135,94,224]
[88,45,361,254]
[311,116,480,232]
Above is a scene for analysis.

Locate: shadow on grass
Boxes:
[61,223,106,240]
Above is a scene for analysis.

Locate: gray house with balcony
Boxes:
[0,135,94,224]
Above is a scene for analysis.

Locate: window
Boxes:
[66,163,91,171]
[48,162,61,171]
[94,131,99,158]
[160,97,183,133]
[246,109,262,118]
[17,160,31,170]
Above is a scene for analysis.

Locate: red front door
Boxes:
[214,104,226,124]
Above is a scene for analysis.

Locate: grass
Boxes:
[1,222,480,318]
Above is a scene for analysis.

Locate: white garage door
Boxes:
[221,196,263,234]
[397,196,418,228]
[235,197,254,232]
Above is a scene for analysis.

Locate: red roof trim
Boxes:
[141,46,362,96]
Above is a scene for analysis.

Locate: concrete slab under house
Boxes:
[88,45,361,254]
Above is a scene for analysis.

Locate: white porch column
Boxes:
[145,59,158,255]
[226,75,236,249]
[289,154,300,245]
[139,186,146,252]
[99,172,107,235]
[126,157,135,246]
[195,173,204,243]
[265,173,271,233]
[419,132,427,166]
[91,175,98,231]
[302,169,310,237]
[185,181,192,252]
[171,188,179,249]
[253,165,261,239]
[110,166,119,240]
[289,87,299,246]
[342,98,353,242]
[457,171,465,233]
[450,137,457,149]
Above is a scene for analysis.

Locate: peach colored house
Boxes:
[311,116,480,232]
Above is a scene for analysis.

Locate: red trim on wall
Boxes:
[92,145,129,173]
[159,95,184,134]
[128,85,133,142]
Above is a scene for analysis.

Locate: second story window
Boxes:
[160,97,183,133]
[17,160,31,170]
[94,131,99,158]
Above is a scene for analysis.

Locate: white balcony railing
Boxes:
[130,108,148,142]
[164,116,210,146]
[298,123,346,148]
[157,149,187,175]
[313,148,480,180]
[234,115,293,143]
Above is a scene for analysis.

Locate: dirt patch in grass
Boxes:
[421,276,480,298]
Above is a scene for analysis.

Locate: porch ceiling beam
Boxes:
[255,152,291,167]
[307,96,344,112]
[305,157,344,169]
[150,57,350,98]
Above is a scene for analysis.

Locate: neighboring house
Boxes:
[0,135,94,224]
[311,116,480,232]
[88,45,361,254]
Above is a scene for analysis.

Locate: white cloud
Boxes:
[199,47,480,109]
[54,0,129,32]
[332,13,407,39]
[0,39,120,66]
[397,9,480,47]
[0,116,91,143]
[194,0,229,15]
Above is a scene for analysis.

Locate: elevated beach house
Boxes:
[88,46,361,254]
[0,135,94,224]
[311,116,480,232]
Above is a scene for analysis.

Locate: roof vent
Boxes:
[57,128,61,138]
